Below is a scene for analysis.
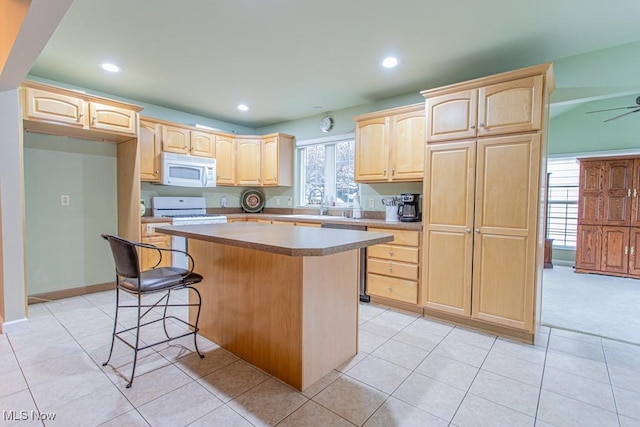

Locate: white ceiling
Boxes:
[28,0,640,128]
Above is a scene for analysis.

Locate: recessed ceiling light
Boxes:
[237,104,249,111]
[382,57,399,69]
[100,63,121,73]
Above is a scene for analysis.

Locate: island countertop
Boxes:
[156,222,394,256]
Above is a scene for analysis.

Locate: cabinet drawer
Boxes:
[368,228,419,246]
[368,258,418,280]
[141,222,172,237]
[367,273,418,304]
[368,244,419,263]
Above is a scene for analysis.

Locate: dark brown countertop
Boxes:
[155,222,394,256]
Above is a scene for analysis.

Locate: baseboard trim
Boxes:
[551,259,574,267]
[28,282,115,304]
[2,317,29,334]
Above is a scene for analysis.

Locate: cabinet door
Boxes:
[632,159,640,227]
[629,228,640,276]
[603,159,633,225]
[389,109,425,181]
[577,160,603,225]
[190,130,216,158]
[24,87,86,127]
[237,138,262,185]
[477,75,543,137]
[140,235,172,271]
[88,102,137,135]
[601,226,629,274]
[421,141,475,316]
[575,225,602,271]
[215,136,236,185]
[162,125,190,154]
[425,90,477,143]
[139,120,161,182]
[355,117,389,181]
[472,134,541,331]
[262,136,279,186]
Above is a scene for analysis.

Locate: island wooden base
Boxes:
[188,239,359,391]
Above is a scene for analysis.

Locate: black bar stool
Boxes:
[101,234,205,388]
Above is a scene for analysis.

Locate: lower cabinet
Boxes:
[576,224,640,277]
[366,228,420,305]
[140,223,172,271]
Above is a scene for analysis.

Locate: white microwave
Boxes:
[161,152,216,187]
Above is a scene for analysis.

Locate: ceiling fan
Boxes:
[586,96,640,122]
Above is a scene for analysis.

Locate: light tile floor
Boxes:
[2,289,640,426]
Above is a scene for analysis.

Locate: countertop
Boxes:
[142,212,422,230]
[156,222,394,256]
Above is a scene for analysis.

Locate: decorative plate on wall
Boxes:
[241,189,265,213]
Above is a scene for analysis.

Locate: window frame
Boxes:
[297,132,358,208]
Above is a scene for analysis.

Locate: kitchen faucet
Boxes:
[308,188,326,215]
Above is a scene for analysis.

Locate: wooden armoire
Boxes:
[575,155,640,278]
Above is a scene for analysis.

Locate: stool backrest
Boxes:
[102,234,141,279]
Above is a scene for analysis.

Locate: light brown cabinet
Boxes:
[139,222,172,271]
[576,155,640,278]
[226,133,294,187]
[139,119,161,182]
[367,228,420,305]
[354,103,425,182]
[420,63,553,340]
[425,75,543,143]
[161,124,215,158]
[21,81,141,142]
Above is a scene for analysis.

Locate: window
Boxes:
[299,136,359,207]
[546,157,579,248]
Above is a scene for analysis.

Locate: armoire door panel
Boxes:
[632,159,640,227]
[629,228,640,276]
[575,225,601,271]
[471,233,532,330]
[604,159,632,225]
[577,160,603,224]
[601,226,629,274]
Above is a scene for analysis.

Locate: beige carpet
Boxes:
[542,265,640,345]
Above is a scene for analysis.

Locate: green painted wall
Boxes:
[24,133,117,295]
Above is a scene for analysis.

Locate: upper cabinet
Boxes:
[425,75,543,143]
[215,134,236,186]
[21,81,141,143]
[354,103,425,182]
[236,134,294,187]
[161,124,215,158]
[236,138,262,186]
[139,119,161,182]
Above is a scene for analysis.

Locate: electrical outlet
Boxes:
[220,196,227,207]
[275,197,280,206]
[61,195,70,206]
[368,198,375,209]
[287,197,292,206]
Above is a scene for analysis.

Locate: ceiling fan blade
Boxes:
[586,106,638,114]
[604,108,640,122]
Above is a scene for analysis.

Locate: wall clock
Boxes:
[320,116,334,133]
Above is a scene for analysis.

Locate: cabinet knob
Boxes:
[634,189,638,197]
[470,124,475,129]
[632,247,635,255]
[475,228,481,233]
[466,228,471,233]
[155,170,160,174]
[625,246,629,255]
[387,286,393,292]
[628,189,632,197]
[388,250,394,256]
[391,169,395,175]
[383,170,387,176]
[79,112,84,117]
[92,115,96,123]
[479,123,485,128]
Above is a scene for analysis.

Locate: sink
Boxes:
[282,214,346,220]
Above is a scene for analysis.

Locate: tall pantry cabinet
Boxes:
[421,63,554,341]
[575,156,640,277]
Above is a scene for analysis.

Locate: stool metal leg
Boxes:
[190,286,205,359]
[102,280,120,367]
[126,293,143,388]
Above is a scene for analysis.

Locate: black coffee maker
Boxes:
[397,193,421,222]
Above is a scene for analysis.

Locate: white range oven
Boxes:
[152,196,227,268]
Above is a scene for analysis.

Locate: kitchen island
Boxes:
[156,222,393,390]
